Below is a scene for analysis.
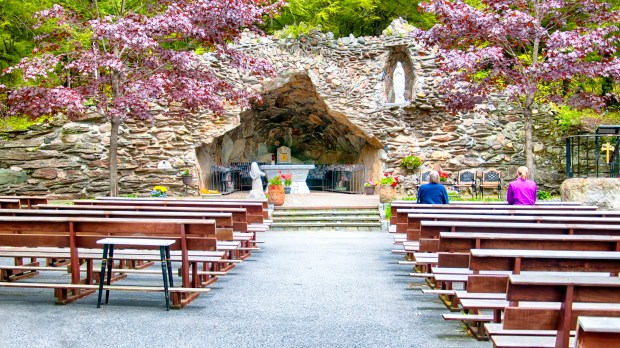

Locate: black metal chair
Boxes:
[478,169,502,199]
[453,170,477,198]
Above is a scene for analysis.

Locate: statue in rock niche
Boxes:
[393,62,406,104]
[248,162,265,199]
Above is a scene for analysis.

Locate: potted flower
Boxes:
[279,171,293,194]
[151,185,168,198]
[364,180,377,195]
[439,171,450,183]
[378,172,399,203]
[200,188,221,199]
[267,175,285,206]
[180,169,193,185]
[400,155,422,170]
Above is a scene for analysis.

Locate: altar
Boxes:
[260,164,315,194]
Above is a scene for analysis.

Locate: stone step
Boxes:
[273,216,380,222]
[274,206,377,211]
[270,221,382,231]
[273,210,379,216]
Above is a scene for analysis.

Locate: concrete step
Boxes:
[270,221,382,231]
[274,216,379,222]
[273,209,379,216]
[270,206,381,231]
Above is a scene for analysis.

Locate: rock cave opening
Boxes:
[196,73,384,192]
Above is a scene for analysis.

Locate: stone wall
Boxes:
[0,19,566,198]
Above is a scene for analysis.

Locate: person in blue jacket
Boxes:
[417,170,449,204]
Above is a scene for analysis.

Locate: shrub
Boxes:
[537,190,552,200]
[400,155,422,169]
[268,175,283,186]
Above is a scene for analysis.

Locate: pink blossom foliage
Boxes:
[415,0,620,113]
[4,0,284,121]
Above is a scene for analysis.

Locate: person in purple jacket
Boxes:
[507,166,537,205]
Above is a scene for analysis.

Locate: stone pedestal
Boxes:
[260,164,315,194]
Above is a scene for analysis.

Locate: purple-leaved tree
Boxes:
[415,0,620,175]
[2,0,283,196]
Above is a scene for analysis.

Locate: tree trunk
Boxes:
[523,106,534,179]
[109,115,121,197]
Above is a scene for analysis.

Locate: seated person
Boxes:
[507,166,537,205]
[417,171,449,204]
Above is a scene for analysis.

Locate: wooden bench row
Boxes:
[0,216,234,308]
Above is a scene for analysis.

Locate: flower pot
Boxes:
[364,186,376,195]
[378,185,397,203]
[181,175,193,185]
[267,185,285,206]
[284,186,291,194]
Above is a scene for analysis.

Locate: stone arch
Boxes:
[196,72,385,188]
[384,45,415,103]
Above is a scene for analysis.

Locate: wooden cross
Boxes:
[601,142,614,163]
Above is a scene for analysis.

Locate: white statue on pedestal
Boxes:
[248,162,265,199]
[393,62,406,104]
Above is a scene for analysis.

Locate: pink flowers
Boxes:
[278,171,293,186]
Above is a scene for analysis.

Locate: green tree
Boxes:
[270,0,435,38]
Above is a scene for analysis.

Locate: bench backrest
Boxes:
[0,208,234,230]
[0,196,48,208]
[420,221,620,239]
[0,199,21,209]
[391,204,597,225]
[95,196,269,210]
[470,249,620,274]
[438,232,620,253]
[74,199,264,223]
[36,204,249,231]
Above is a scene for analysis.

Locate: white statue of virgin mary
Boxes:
[393,62,406,104]
[248,162,266,199]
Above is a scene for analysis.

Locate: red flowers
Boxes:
[439,171,450,182]
[380,172,399,186]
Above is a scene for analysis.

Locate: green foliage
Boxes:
[401,196,416,201]
[269,0,435,38]
[122,193,138,198]
[384,203,391,219]
[537,191,552,201]
[400,155,422,169]
[268,175,283,186]
[0,114,52,131]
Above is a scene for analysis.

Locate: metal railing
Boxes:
[565,134,619,178]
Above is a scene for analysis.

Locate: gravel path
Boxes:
[0,230,489,348]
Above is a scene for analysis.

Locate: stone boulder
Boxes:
[560,178,620,210]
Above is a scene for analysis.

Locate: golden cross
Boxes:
[601,142,614,164]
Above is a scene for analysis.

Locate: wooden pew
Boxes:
[0,216,222,308]
[436,232,620,254]
[576,316,620,348]
[73,200,264,224]
[0,195,48,208]
[94,196,271,222]
[391,204,598,230]
[407,214,620,238]
[493,275,620,348]
[0,199,21,209]
[0,208,252,260]
[420,221,620,240]
[431,249,620,338]
[36,204,250,233]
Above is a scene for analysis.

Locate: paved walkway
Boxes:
[0,229,487,348]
